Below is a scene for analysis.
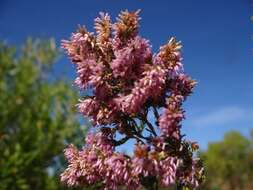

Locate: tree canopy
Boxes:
[200,131,253,190]
[0,38,86,190]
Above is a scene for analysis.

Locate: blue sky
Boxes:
[1,0,253,149]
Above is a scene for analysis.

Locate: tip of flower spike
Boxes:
[98,11,110,18]
[114,9,142,42]
[132,9,141,18]
[77,25,87,34]
[118,9,141,21]
[161,37,182,52]
[168,37,176,44]
[94,12,112,44]
[191,80,198,86]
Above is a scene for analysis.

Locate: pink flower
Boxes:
[114,65,167,114]
[63,144,79,163]
[74,59,104,89]
[77,98,100,123]
[61,10,204,190]
[111,36,151,79]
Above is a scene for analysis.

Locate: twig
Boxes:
[133,135,145,144]
[113,136,130,146]
[152,106,160,121]
[144,118,157,137]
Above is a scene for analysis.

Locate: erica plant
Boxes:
[61,10,204,190]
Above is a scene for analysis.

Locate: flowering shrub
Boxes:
[61,10,204,190]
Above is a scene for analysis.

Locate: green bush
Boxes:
[0,39,86,190]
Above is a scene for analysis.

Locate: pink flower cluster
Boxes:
[61,130,180,190]
[61,10,204,189]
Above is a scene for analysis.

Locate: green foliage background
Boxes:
[200,131,253,190]
[0,39,86,190]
